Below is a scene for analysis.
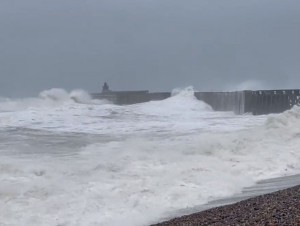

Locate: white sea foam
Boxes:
[0,88,107,113]
[0,88,300,225]
[134,86,212,117]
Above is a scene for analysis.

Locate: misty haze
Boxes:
[1,0,300,96]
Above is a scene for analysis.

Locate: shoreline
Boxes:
[151,174,300,225]
[152,185,300,225]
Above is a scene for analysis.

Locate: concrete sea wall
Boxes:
[91,91,150,105]
[91,89,300,115]
[244,90,300,115]
[194,91,245,114]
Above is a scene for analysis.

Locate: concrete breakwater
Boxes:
[91,89,300,115]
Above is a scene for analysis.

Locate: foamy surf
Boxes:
[0,88,108,113]
[133,87,212,117]
[0,88,300,226]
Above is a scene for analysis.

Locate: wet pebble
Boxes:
[152,185,300,226]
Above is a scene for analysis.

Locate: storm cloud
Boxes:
[1,0,300,97]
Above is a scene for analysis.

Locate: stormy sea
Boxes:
[1,87,300,226]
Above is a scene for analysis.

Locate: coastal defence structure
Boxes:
[91,89,300,115]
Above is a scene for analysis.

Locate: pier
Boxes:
[91,89,300,115]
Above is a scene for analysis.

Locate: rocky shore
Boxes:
[152,185,300,226]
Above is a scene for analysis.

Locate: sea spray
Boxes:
[0,88,109,113]
[1,88,300,226]
[133,86,212,116]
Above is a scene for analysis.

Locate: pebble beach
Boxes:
[152,185,300,226]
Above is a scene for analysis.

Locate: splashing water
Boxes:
[0,88,300,226]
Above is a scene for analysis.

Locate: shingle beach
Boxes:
[152,185,300,226]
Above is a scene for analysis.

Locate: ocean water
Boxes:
[1,87,300,226]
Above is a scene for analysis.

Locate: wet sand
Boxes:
[152,175,300,226]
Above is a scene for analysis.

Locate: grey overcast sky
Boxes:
[1,0,300,97]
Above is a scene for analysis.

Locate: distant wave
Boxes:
[39,88,101,104]
[0,88,108,112]
[133,86,212,116]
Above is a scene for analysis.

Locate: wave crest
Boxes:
[0,88,104,112]
[134,86,212,116]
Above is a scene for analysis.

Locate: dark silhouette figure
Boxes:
[102,82,110,93]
